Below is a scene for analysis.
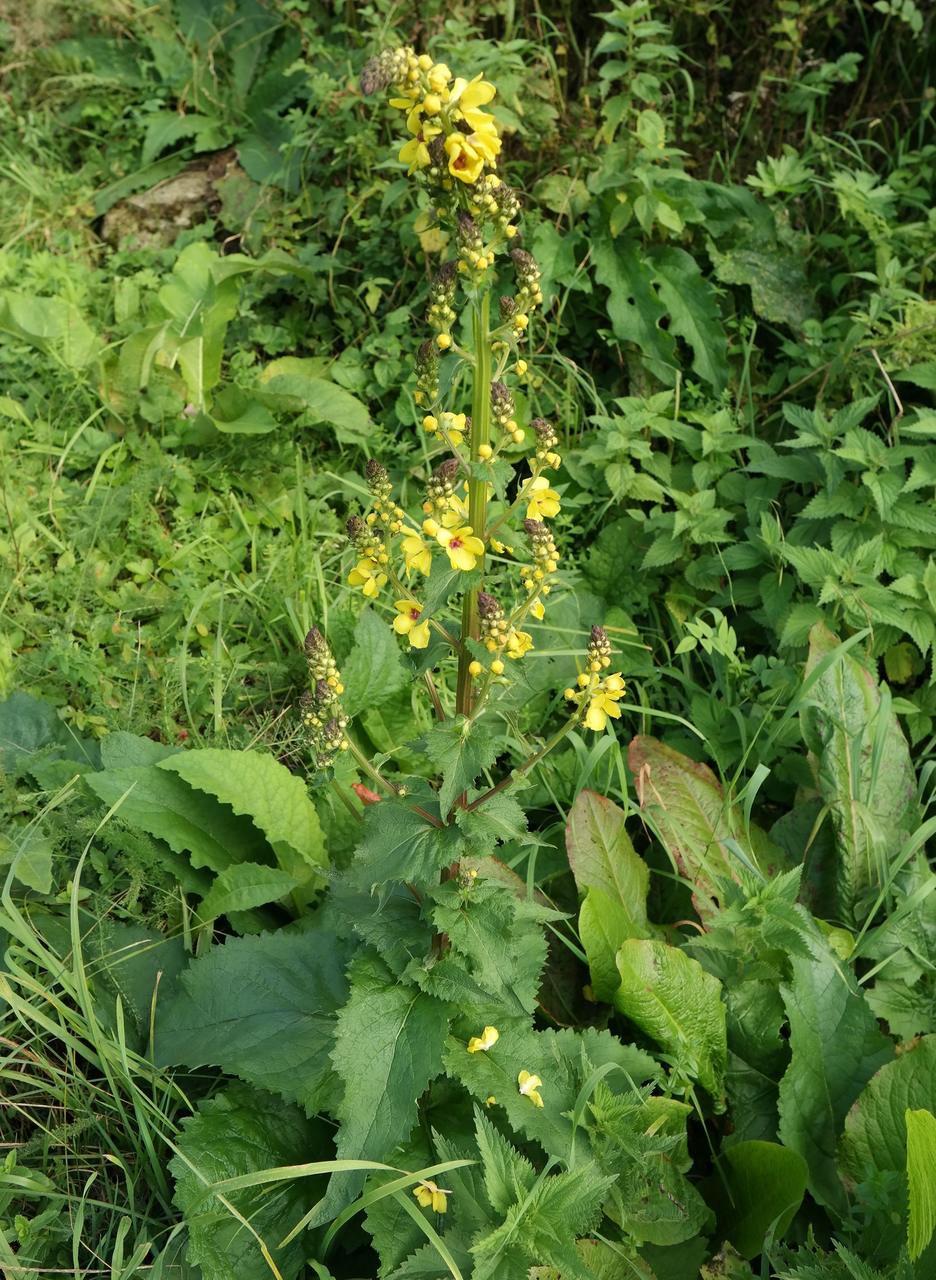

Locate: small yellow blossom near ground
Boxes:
[467,1025,499,1053]
[436,524,485,571]
[525,475,561,520]
[348,558,387,598]
[413,1180,450,1213]
[518,1070,544,1107]
[485,1096,497,1107]
[392,600,431,649]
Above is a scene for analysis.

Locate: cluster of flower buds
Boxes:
[473,175,521,235]
[563,625,626,732]
[427,262,457,346]
[456,211,487,273]
[523,518,559,602]
[503,248,543,342]
[359,47,411,96]
[490,380,523,446]
[425,458,461,515]
[300,628,349,768]
[478,591,509,652]
[365,460,404,535]
[413,339,439,408]
[532,417,561,470]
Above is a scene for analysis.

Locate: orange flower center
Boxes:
[450,538,463,549]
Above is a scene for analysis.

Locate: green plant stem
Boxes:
[455,288,492,717]
[465,715,579,812]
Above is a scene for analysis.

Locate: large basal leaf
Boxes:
[592,232,676,385]
[172,1082,327,1280]
[778,934,892,1212]
[341,607,408,719]
[614,939,727,1105]
[0,691,99,777]
[155,929,351,1113]
[85,763,265,873]
[159,748,326,885]
[710,240,816,329]
[705,1140,808,1259]
[566,790,652,1001]
[647,245,728,392]
[0,291,100,369]
[194,862,300,922]
[312,956,449,1224]
[628,736,751,921]
[838,1034,936,1191]
[259,356,372,445]
[801,622,922,925]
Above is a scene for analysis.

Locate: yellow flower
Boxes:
[427,63,452,94]
[402,533,432,576]
[392,600,431,649]
[348,558,386,598]
[444,133,487,184]
[485,1095,497,1106]
[466,120,501,165]
[436,524,484,571]
[506,629,534,659]
[526,475,561,520]
[414,1180,450,1213]
[399,111,442,172]
[467,1025,499,1053]
[440,411,467,447]
[584,674,626,732]
[518,1070,544,1108]
[530,598,545,621]
[449,73,496,115]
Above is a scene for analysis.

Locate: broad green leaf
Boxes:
[706,1140,808,1259]
[159,748,326,881]
[208,386,276,435]
[155,929,351,1113]
[4,829,54,894]
[351,797,462,887]
[157,242,241,404]
[628,736,750,921]
[195,862,299,922]
[778,935,891,1211]
[566,790,652,1001]
[711,242,816,328]
[0,290,100,368]
[85,764,264,873]
[426,715,503,817]
[260,359,371,445]
[839,1035,936,1190]
[648,246,728,392]
[907,1109,936,1260]
[341,607,407,719]
[592,233,676,384]
[172,1082,326,1280]
[802,622,922,923]
[315,956,449,1224]
[0,691,98,777]
[614,939,727,1104]
[87,920,188,1046]
[100,731,180,769]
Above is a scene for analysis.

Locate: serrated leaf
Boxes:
[426,715,502,817]
[566,790,652,1001]
[195,862,299,922]
[474,1109,535,1216]
[155,929,351,1113]
[159,748,326,884]
[341,607,408,719]
[801,622,922,924]
[171,1082,325,1280]
[778,935,891,1211]
[86,764,264,872]
[455,793,528,852]
[351,798,462,887]
[614,939,726,1103]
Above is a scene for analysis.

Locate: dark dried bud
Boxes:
[365,459,386,485]
[416,338,436,369]
[346,515,365,541]
[499,295,517,321]
[315,678,331,702]
[434,458,460,485]
[524,518,546,538]
[427,133,447,169]
[360,56,391,96]
[456,210,481,249]
[434,261,457,291]
[304,627,326,656]
[511,248,537,275]
[478,592,501,619]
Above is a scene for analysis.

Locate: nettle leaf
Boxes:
[801,623,922,924]
[316,956,449,1225]
[475,1108,536,1216]
[628,737,737,918]
[778,934,892,1212]
[647,245,728,392]
[614,939,727,1105]
[566,790,652,1001]
[351,797,463,887]
[456,792,528,852]
[839,1035,936,1192]
[172,1082,326,1280]
[85,764,264,873]
[429,878,548,1017]
[706,1140,808,1260]
[155,929,351,1113]
[159,748,326,882]
[425,715,503,818]
[342,607,408,719]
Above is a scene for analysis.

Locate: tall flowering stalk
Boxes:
[300,46,627,785]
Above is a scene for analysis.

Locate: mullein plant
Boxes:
[301,46,625,781]
[281,49,670,1279]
